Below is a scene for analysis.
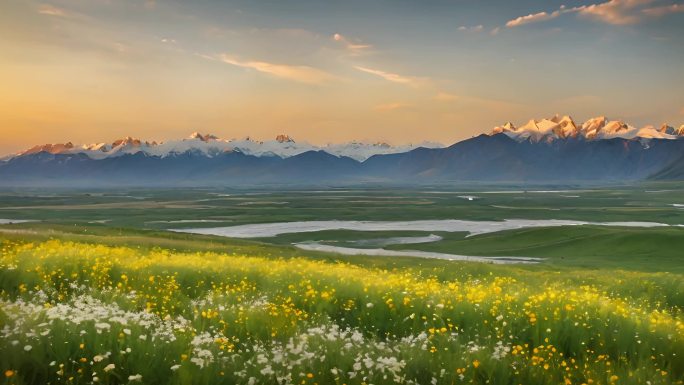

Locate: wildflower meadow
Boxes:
[0,237,682,385]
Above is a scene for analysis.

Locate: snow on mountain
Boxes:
[674,125,684,136]
[275,134,295,143]
[322,141,442,160]
[17,142,77,156]
[492,115,683,142]
[4,133,444,162]
[557,115,579,138]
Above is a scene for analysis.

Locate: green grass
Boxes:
[388,226,684,273]
[0,230,682,385]
[2,182,684,229]
[1,185,683,384]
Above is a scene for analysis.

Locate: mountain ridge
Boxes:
[3,133,443,162]
[5,114,683,163]
[3,115,684,186]
[3,133,684,186]
[491,114,684,143]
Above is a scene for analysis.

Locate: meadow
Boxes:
[1,185,683,384]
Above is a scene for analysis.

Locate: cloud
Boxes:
[490,27,501,36]
[215,54,335,84]
[505,0,681,28]
[373,102,412,111]
[37,4,68,17]
[332,33,372,55]
[574,0,656,25]
[457,25,484,32]
[506,10,561,27]
[642,3,684,16]
[354,66,426,87]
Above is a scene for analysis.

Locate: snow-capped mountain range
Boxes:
[4,114,684,186]
[4,133,444,162]
[5,115,684,164]
[491,115,684,142]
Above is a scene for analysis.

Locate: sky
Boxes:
[0,0,683,154]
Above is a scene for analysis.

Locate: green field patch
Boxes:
[388,225,684,273]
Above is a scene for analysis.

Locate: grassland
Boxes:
[2,183,684,229]
[0,185,683,384]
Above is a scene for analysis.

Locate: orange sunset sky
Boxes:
[1,0,683,155]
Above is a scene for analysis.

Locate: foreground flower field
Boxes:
[0,239,683,385]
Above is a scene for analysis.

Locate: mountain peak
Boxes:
[18,142,75,156]
[275,134,295,143]
[5,133,443,162]
[659,124,676,135]
[188,132,219,142]
[491,115,684,142]
[112,137,143,147]
[491,121,516,135]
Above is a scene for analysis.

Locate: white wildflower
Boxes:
[260,365,274,376]
[190,357,205,368]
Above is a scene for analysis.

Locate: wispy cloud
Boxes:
[505,0,682,28]
[332,33,372,55]
[37,4,68,17]
[457,25,484,32]
[214,54,335,84]
[506,10,562,27]
[575,0,655,25]
[354,66,426,87]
